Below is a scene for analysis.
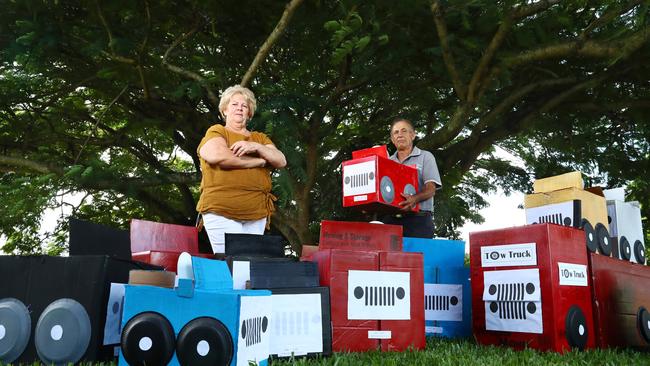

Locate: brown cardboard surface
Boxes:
[128,269,175,288]
[585,186,605,197]
[301,245,319,259]
[533,171,583,193]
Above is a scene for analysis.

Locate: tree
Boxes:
[1,0,648,255]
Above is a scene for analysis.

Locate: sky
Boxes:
[459,190,526,253]
[458,147,527,251]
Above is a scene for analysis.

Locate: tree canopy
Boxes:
[1,0,649,254]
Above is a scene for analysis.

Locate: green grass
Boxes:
[4,338,650,365]
[274,337,650,366]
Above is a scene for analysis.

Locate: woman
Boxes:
[196,85,286,253]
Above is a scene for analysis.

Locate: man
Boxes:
[381,118,442,238]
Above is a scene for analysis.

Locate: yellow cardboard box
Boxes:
[524,187,608,228]
[533,171,584,193]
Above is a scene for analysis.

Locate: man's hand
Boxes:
[230,141,260,157]
[399,193,417,211]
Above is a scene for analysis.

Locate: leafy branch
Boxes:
[241,0,305,87]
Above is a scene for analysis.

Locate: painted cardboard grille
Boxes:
[347,270,410,319]
[525,200,582,228]
[483,269,542,334]
[268,287,332,358]
[424,284,462,321]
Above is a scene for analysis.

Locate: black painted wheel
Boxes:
[176,317,233,366]
[637,307,650,344]
[581,219,597,253]
[121,312,175,366]
[619,237,632,261]
[565,306,588,350]
[594,223,612,256]
[634,240,646,264]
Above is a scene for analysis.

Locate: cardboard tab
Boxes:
[175,278,194,298]
[191,256,233,290]
[352,145,389,159]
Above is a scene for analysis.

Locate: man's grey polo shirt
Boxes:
[389,146,442,212]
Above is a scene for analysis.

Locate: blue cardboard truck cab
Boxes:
[119,256,272,366]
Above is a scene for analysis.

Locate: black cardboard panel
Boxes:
[224,256,293,273]
[69,218,131,260]
[224,233,285,258]
[250,261,319,289]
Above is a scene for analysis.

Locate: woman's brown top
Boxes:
[196,124,276,223]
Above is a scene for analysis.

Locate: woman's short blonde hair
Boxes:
[219,85,257,119]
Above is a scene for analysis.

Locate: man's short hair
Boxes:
[390,117,415,132]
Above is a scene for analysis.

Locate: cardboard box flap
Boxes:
[533,171,583,193]
[352,145,389,159]
[585,186,605,197]
[128,270,175,288]
[603,187,626,201]
[130,219,198,253]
